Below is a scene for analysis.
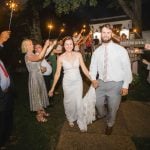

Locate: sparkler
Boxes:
[6,0,17,30]
[58,28,64,39]
[48,23,53,39]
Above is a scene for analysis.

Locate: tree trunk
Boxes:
[117,0,142,35]
[30,6,42,42]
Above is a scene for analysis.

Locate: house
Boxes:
[89,15,132,40]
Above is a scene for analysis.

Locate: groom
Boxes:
[90,24,132,135]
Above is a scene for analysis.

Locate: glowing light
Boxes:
[83,25,86,28]
[6,0,18,11]
[83,29,86,32]
[60,28,64,33]
[74,32,78,36]
[48,24,53,30]
[47,23,53,39]
[133,28,137,33]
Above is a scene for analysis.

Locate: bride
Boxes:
[49,36,96,132]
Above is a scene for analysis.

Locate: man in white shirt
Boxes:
[90,24,132,135]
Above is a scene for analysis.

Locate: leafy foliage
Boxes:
[43,0,97,14]
[131,74,141,88]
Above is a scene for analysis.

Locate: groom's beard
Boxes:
[101,37,112,43]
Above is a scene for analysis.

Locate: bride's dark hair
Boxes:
[62,36,75,52]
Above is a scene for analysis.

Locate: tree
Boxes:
[18,0,97,41]
[43,0,97,14]
[24,0,44,42]
[20,0,142,41]
[43,0,142,33]
[117,0,142,34]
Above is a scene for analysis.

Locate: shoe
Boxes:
[36,114,47,123]
[69,122,74,127]
[96,114,102,120]
[94,114,106,122]
[40,110,50,117]
[105,126,113,135]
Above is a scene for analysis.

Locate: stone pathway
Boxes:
[56,101,150,150]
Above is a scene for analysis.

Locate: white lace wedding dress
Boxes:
[62,56,96,131]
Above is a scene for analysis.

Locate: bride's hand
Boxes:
[92,80,99,88]
[48,90,54,97]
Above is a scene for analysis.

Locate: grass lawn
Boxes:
[7,72,65,150]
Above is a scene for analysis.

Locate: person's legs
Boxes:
[0,111,11,148]
[107,95,121,127]
[0,91,14,148]
[95,80,107,118]
[105,81,122,135]
[3,110,13,143]
[0,111,5,147]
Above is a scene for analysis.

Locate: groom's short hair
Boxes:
[100,24,113,32]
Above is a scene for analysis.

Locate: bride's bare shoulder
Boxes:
[58,53,65,61]
[74,51,81,57]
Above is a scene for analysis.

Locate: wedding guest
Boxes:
[142,59,150,83]
[0,29,15,149]
[21,39,51,122]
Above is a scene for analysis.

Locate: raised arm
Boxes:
[77,29,84,40]
[27,40,50,62]
[45,40,57,57]
[48,56,62,96]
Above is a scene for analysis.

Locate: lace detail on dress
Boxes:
[77,85,96,131]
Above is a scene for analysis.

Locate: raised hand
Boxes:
[44,39,50,47]
[53,40,57,45]
[145,44,150,50]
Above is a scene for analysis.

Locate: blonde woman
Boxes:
[21,39,51,122]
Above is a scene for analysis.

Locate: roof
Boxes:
[90,15,131,24]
